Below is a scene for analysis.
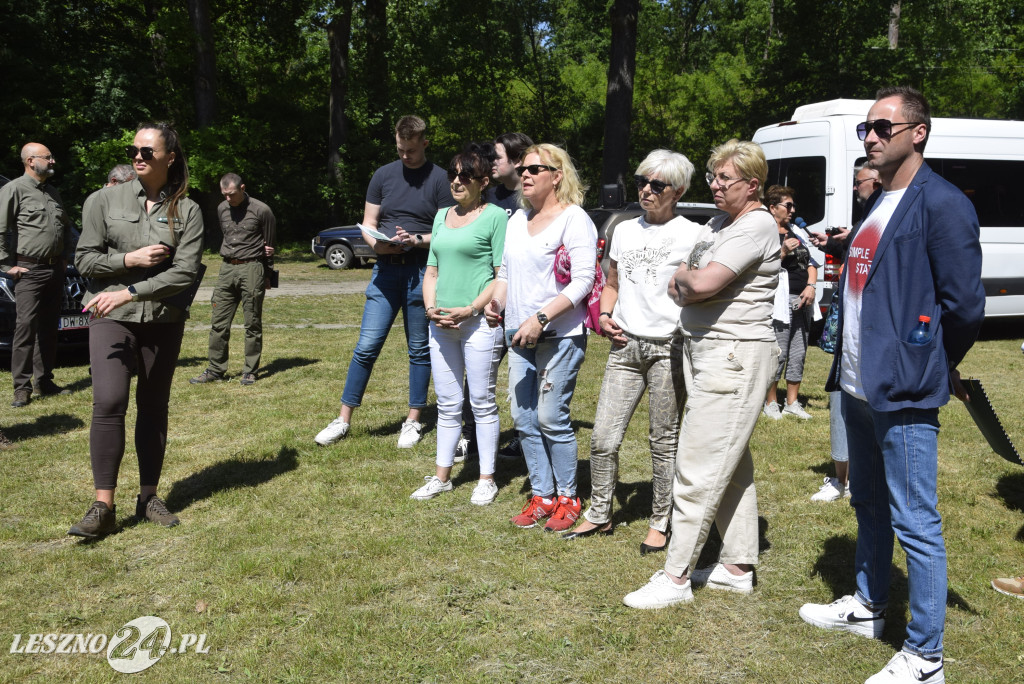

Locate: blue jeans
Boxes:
[842,391,945,657]
[829,390,848,463]
[508,335,587,498]
[340,261,431,409]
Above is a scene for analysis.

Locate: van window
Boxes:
[926,158,1024,228]
[765,156,826,225]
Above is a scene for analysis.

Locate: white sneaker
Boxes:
[763,402,782,420]
[865,650,944,684]
[470,479,498,506]
[811,476,846,502]
[689,563,753,594]
[454,436,469,463]
[397,420,423,448]
[798,594,885,639]
[622,570,693,609]
[314,417,350,446]
[410,475,452,500]
[782,400,812,419]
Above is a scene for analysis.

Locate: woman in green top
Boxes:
[68,122,204,538]
[410,147,507,505]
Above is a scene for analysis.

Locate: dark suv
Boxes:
[311,225,375,270]
[0,175,90,353]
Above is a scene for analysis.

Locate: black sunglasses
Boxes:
[855,119,924,141]
[515,164,557,177]
[776,201,795,211]
[125,145,156,161]
[447,169,483,183]
[634,175,672,195]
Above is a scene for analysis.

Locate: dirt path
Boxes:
[194,279,366,301]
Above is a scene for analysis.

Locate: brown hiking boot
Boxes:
[188,369,224,384]
[68,501,117,538]
[11,389,30,408]
[136,494,179,527]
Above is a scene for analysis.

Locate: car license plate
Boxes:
[59,314,90,330]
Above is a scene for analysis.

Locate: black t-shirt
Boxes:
[365,160,454,237]
[486,184,520,219]
[779,228,812,294]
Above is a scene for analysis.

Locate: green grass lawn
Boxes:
[2,255,1023,682]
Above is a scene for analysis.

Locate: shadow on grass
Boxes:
[260,356,317,379]
[368,406,437,439]
[164,446,299,513]
[176,355,209,369]
[995,471,1024,541]
[5,412,85,441]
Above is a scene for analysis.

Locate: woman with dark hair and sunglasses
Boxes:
[562,149,697,555]
[484,144,597,531]
[409,147,507,505]
[68,122,204,538]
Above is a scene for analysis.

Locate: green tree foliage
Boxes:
[1,0,1021,239]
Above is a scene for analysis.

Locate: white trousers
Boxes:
[428,317,503,474]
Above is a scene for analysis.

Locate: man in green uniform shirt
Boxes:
[190,173,276,386]
[0,142,74,407]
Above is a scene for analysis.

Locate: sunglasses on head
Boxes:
[125,145,156,161]
[634,175,672,195]
[515,164,557,177]
[855,119,924,141]
[447,169,482,183]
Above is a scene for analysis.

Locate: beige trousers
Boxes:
[664,336,779,576]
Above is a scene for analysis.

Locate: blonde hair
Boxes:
[707,139,768,200]
[518,143,587,209]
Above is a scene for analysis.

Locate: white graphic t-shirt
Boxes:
[608,215,699,339]
[839,188,906,399]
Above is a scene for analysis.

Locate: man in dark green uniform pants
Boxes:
[190,173,275,386]
[0,142,74,407]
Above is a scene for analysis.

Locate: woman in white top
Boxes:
[562,150,698,556]
[485,144,597,532]
[624,139,780,607]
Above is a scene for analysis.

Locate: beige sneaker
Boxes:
[992,575,1024,599]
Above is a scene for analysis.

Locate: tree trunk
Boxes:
[364,0,389,145]
[601,0,639,196]
[328,1,353,202]
[187,0,217,126]
[888,1,901,50]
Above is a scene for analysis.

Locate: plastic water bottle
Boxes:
[908,315,932,345]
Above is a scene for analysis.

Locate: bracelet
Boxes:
[599,311,613,318]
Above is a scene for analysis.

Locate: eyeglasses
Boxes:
[27,154,55,161]
[515,164,557,177]
[705,172,748,190]
[853,176,878,188]
[855,119,924,141]
[634,175,671,195]
[125,145,156,161]
[775,201,795,211]
[447,169,483,183]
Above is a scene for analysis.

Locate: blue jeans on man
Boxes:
[843,391,945,658]
[340,260,431,410]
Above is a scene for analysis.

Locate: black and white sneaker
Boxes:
[865,650,944,684]
[798,594,885,639]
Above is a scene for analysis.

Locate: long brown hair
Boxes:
[138,122,189,241]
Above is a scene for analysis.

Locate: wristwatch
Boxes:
[599,311,613,318]
[536,311,549,327]
[128,285,140,302]
[470,306,481,317]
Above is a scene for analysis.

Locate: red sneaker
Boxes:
[511,496,557,528]
[544,496,582,532]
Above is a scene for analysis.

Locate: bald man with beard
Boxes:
[0,142,75,407]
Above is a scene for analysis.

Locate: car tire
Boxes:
[325,244,354,270]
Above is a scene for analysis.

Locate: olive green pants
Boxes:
[207,260,265,375]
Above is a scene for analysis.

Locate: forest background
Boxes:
[2,0,1022,245]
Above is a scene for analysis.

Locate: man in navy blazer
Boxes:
[799,86,985,684]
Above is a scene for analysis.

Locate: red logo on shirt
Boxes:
[845,218,883,298]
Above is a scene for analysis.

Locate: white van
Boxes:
[752,99,1024,318]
